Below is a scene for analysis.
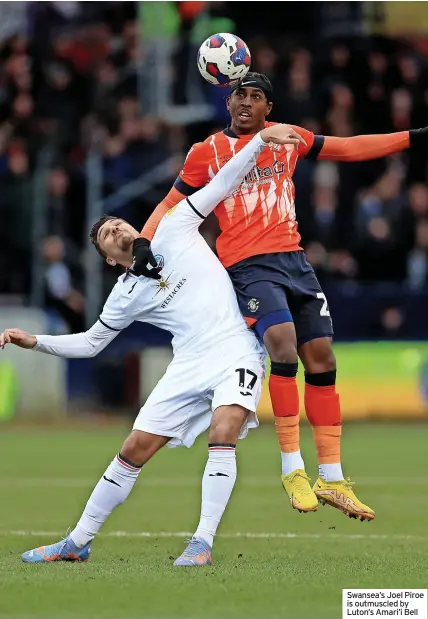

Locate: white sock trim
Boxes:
[318,463,344,482]
[281,450,305,475]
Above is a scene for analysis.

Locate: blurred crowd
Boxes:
[0,1,427,336]
[0,1,175,332]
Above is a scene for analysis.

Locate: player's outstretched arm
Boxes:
[189,124,306,219]
[316,128,428,162]
[0,329,37,350]
[0,322,119,358]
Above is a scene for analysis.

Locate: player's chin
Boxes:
[120,235,134,251]
[234,117,258,132]
[235,121,259,135]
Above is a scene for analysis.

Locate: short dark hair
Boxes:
[89,215,117,258]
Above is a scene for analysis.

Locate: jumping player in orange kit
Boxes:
[133,71,425,521]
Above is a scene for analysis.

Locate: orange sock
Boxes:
[274,413,299,453]
[304,381,342,465]
[269,368,300,453]
[311,425,342,463]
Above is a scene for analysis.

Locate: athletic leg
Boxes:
[226,258,316,513]
[292,254,375,520]
[22,431,168,562]
[298,337,343,481]
[263,321,302,473]
[225,274,305,473]
[299,337,375,520]
[196,405,247,543]
[175,343,264,566]
[174,405,251,566]
[261,321,318,512]
[70,431,168,547]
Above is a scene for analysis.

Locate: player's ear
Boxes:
[226,96,231,112]
[106,257,116,267]
[266,102,273,116]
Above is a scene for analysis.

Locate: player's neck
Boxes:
[230,121,265,137]
[120,252,134,269]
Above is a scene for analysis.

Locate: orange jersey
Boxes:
[174,122,319,268]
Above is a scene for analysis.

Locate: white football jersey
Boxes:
[99,205,259,354]
[35,133,268,359]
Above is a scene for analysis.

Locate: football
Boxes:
[197,32,251,86]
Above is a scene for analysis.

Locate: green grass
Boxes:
[0,423,427,619]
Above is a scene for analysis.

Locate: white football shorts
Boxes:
[133,336,266,448]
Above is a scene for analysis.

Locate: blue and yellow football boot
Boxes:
[174,537,213,566]
[22,536,91,563]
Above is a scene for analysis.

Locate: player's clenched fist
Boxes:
[0,328,37,350]
[132,238,161,279]
[260,124,307,150]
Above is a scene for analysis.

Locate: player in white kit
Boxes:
[0,123,305,566]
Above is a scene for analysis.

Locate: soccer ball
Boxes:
[197,33,251,87]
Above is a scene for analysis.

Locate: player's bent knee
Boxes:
[209,405,249,444]
[299,337,336,374]
[120,430,168,467]
[263,322,298,363]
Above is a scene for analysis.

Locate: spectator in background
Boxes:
[124,114,169,178]
[407,218,428,289]
[42,235,85,333]
[305,162,358,284]
[0,128,10,179]
[0,139,31,295]
[46,164,86,247]
[390,87,413,132]
[371,306,407,340]
[11,92,35,138]
[353,167,408,282]
[46,166,70,236]
[312,161,339,248]
[93,58,120,120]
[408,183,428,218]
[274,53,318,126]
[117,95,139,121]
[325,84,355,136]
[252,44,278,81]
[400,183,428,250]
[102,132,132,193]
[320,41,353,93]
[360,50,391,133]
[35,60,79,135]
[396,54,424,104]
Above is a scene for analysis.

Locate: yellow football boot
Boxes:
[313,477,375,521]
[281,469,319,513]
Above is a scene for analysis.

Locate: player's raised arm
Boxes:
[0,321,119,358]
[188,124,306,219]
[306,127,428,162]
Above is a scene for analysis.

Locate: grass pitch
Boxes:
[0,423,427,619]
